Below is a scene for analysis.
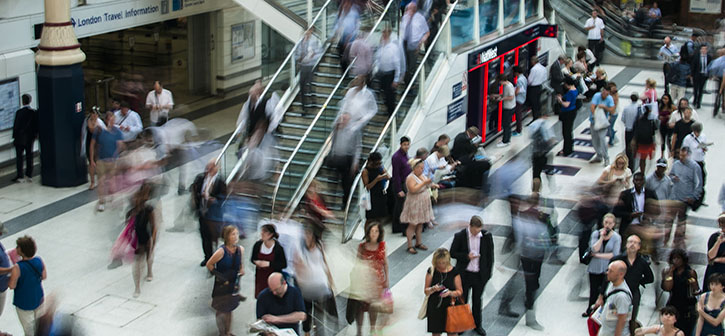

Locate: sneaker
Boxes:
[496,142,510,148]
[589,156,602,163]
[11,177,22,183]
[97,203,105,212]
[512,131,522,137]
[603,159,610,166]
[24,177,32,183]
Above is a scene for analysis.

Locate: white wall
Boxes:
[214,7,262,93]
[0,49,38,160]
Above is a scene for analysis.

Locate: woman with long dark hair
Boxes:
[251,224,287,298]
[658,93,676,158]
[662,248,699,335]
[129,182,158,298]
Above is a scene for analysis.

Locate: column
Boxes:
[36,0,88,187]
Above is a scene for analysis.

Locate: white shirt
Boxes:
[466,227,482,272]
[296,34,322,66]
[632,188,645,224]
[424,152,450,180]
[145,89,174,123]
[376,38,405,82]
[668,108,700,124]
[527,63,547,86]
[682,133,707,162]
[401,12,429,50]
[114,110,143,140]
[585,17,605,40]
[658,43,680,62]
[340,85,378,131]
[585,49,597,65]
[502,81,516,109]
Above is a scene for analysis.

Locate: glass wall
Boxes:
[504,0,520,27]
[526,0,538,18]
[479,0,498,37]
[449,0,541,50]
[451,1,475,48]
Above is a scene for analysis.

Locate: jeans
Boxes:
[502,108,514,143]
[607,113,619,145]
[514,102,526,133]
[590,125,609,162]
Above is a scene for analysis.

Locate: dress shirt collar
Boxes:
[467,227,482,239]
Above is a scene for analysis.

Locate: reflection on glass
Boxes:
[504,0,520,27]
[479,0,498,37]
[451,2,474,48]
[486,58,501,137]
[526,0,537,18]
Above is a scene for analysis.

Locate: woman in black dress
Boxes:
[704,215,725,290]
[206,225,244,336]
[362,152,389,224]
[424,248,463,336]
[662,248,699,335]
[130,182,158,298]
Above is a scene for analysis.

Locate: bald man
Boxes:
[595,260,633,336]
[256,272,306,334]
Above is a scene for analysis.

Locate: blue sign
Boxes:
[544,165,581,176]
[452,82,463,100]
[447,98,465,124]
[573,138,593,147]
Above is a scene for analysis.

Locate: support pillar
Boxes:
[36,0,87,187]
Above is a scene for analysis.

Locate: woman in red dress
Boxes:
[353,222,389,336]
[250,224,287,298]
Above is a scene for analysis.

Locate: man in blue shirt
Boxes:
[589,85,616,166]
[90,112,125,211]
[257,272,306,335]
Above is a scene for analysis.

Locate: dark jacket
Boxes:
[451,132,476,163]
[549,60,565,93]
[691,53,712,78]
[250,240,287,272]
[600,253,655,296]
[12,106,38,145]
[450,228,494,281]
[190,172,227,217]
[612,188,658,236]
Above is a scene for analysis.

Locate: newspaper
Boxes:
[249,320,297,336]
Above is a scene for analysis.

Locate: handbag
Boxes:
[592,107,610,131]
[581,247,594,265]
[418,295,430,319]
[360,189,372,211]
[370,288,394,314]
[445,297,476,333]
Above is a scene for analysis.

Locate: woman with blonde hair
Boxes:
[597,152,633,196]
[424,248,463,336]
[642,79,658,105]
[401,159,436,254]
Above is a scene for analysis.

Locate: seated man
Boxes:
[451,126,491,190]
[256,272,306,335]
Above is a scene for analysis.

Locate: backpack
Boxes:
[531,126,550,156]
[634,108,656,144]
[666,62,680,84]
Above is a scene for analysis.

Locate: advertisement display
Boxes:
[690,0,721,14]
[0,77,20,131]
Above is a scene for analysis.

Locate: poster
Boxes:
[0,78,20,131]
[690,0,721,14]
[232,21,255,62]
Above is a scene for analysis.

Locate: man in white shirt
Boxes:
[681,122,708,187]
[236,80,282,144]
[527,56,547,120]
[376,27,405,115]
[145,81,174,126]
[295,27,322,110]
[513,66,528,135]
[584,10,605,66]
[401,2,429,83]
[497,74,516,147]
[659,37,680,94]
[114,101,143,141]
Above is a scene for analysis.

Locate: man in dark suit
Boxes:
[450,216,494,336]
[691,44,711,109]
[451,127,491,191]
[613,172,659,238]
[549,55,566,95]
[12,94,37,183]
[191,160,227,266]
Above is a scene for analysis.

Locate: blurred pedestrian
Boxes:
[12,94,37,184]
[129,182,158,298]
[669,147,702,247]
[391,137,412,234]
[114,100,143,141]
[401,159,435,254]
[607,83,620,147]
[8,236,46,336]
[658,37,679,94]
[662,248,699,335]
[691,45,711,109]
[375,27,404,115]
[527,56,547,120]
[327,113,362,208]
[251,224,287,298]
[362,152,390,224]
[347,29,373,81]
[206,226,244,336]
[81,111,106,190]
[191,160,227,266]
[401,2,429,84]
[589,84,615,166]
[632,104,657,173]
[584,213,621,317]
[703,215,725,290]
[236,80,281,145]
[622,93,641,171]
[423,248,463,336]
[353,222,389,335]
[295,227,336,336]
[333,0,360,71]
[340,76,377,131]
[529,114,555,185]
[296,27,322,111]
[91,111,125,212]
[145,81,174,126]
[667,57,690,104]
[256,272,306,334]
[681,122,708,188]
[302,180,335,239]
[658,94,676,158]
[634,306,685,335]
[695,274,725,336]
[450,216,493,335]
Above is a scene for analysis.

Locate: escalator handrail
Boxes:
[213,0,335,167]
[340,1,459,243]
[270,0,397,216]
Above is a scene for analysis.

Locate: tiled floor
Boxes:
[1,64,724,335]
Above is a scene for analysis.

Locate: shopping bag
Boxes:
[445,297,476,333]
[593,107,610,131]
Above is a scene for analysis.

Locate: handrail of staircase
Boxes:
[213,0,335,167]
[339,1,458,243]
[270,0,397,216]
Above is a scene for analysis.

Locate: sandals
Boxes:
[415,244,429,251]
[407,247,418,254]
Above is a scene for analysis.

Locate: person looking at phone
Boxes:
[423,248,464,336]
[362,152,390,224]
[681,122,709,188]
[584,213,622,317]
[703,215,725,290]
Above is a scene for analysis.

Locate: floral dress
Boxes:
[400,174,435,224]
[358,241,386,310]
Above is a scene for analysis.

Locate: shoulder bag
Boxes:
[593,107,610,131]
[446,296,476,333]
[418,267,433,319]
[587,288,632,336]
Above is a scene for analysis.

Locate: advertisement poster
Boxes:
[0,78,20,131]
[690,0,721,14]
[232,21,255,62]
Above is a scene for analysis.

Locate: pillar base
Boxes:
[37,63,87,187]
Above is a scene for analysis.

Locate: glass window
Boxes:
[526,0,538,18]
[479,0,498,37]
[451,1,475,48]
[504,0,520,27]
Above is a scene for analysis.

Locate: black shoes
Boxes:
[473,327,487,335]
[200,259,208,267]
[499,307,520,318]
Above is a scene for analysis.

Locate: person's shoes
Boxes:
[603,159,610,166]
[200,259,208,267]
[146,275,153,282]
[407,247,417,254]
[473,326,487,335]
[525,310,544,330]
[133,290,140,298]
[415,244,428,251]
[582,308,592,317]
[589,156,602,163]
[496,142,510,148]
[107,258,122,269]
[24,177,32,183]
[11,177,21,183]
[499,306,520,318]
[547,257,566,265]
[96,203,105,212]
[177,188,187,195]
[512,131,522,137]
[237,294,247,302]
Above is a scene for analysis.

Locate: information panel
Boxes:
[0,78,20,131]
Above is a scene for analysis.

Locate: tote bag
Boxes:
[445,297,476,333]
[592,107,610,131]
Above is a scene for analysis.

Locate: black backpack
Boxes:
[666,62,680,84]
[634,108,656,144]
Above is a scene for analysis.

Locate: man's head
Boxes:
[626,234,642,255]
[591,9,598,18]
[513,66,524,76]
[415,147,429,160]
[680,146,691,161]
[104,111,115,125]
[469,216,483,236]
[305,26,315,37]
[655,158,668,177]
[400,136,411,152]
[436,134,450,147]
[633,172,645,191]
[683,107,693,121]
[120,101,131,115]
[466,126,480,139]
[111,99,121,111]
[530,56,539,66]
[557,55,566,64]
[497,74,508,85]
[701,45,709,55]
[22,94,31,106]
[607,260,627,283]
[600,85,610,98]
[267,272,288,298]
[692,122,703,136]
[205,159,219,175]
[249,79,264,102]
[664,36,671,46]
[630,93,639,103]
[406,2,417,15]
[381,26,391,42]
[153,81,163,94]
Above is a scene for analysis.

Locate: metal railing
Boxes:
[338,1,458,243]
[269,0,398,216]
[214,0,336,178]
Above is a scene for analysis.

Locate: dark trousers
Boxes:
[587,273,606,312]
[14,141,33,178]
[560,110,576,155]
[588,39,604,66]
[462,271,487,328]
[693,75,707,107]
[502,108,514,143]
[300,65,314,108]
[379,71,396,115]
[663,63,670,94]
[514,102,526,133]
[697,161,706,188]
[631,288,642,322]
[527,85,542,120]
[521,257,543,309]
[405,47,418,84]
[329,155,355,207]
[303,297,327,335]
[199,217,215,262]
[532,155,548,181]
[625,130,635,171]
[392,193,407,233]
